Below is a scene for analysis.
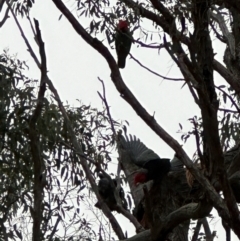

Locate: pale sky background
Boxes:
[0,0,238,240]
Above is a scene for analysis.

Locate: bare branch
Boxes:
[0,0,5,12]
[191,218,203,241]
[222,219,231,241]
[218,108,239,113]
[31,19,47,123]
[28,19,47,241]
[97,78,117,136]
[6,0,40,67]
[134,39,164,49]
[48,215,61,240]
[0,5,9,27]
[129,53,185,81]
[163,38,200,105]
[115,205,144,233]
[202,218,213,240]
[213,59,240,94]
[210,20,226,43]
[27,14,37,43]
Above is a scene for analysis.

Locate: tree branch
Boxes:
[97,78,117,137]
[6,0,40,68]
[0,5,9,27]
[122,230,151,241]
[129,53,185,81]
[121,0,190,46]
[28,19,47,241]
[215,85,240,114]
[213,59,240,94]
[50,0,240,237]
[191,218,203,241]
[152,201,212,241]
[191,1,240,236]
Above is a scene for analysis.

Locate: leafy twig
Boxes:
[215,85,240,114]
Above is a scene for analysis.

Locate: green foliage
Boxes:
[0,50,121,240]
[76,0,141,45]
[218,85,240,150]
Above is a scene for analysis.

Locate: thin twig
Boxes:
[129,53,184,81]
[97,77,123,183]
[27,14,37,45]
[192,118,204,164]
[134,39,164,49]
[210,20,226,43]
[219,108,238,114]
[6,0,40,67]
[116,205,144,233]
[97,78,121,181]
[215,85,240,114]
[163,36,200,105]
[97,77,117,137]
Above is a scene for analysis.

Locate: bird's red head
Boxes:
[134,172,148,186]
[117,20,129,30]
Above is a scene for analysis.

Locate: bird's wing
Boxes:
[170,154,183,170]
[115,31,121,54]
[115,29,132,53]
[123,134,160,167]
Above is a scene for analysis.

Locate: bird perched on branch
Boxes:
[95,173,127,211]
[115,20,132,69]
[122,135,183,185]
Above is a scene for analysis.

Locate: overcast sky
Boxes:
[0,0,238,240]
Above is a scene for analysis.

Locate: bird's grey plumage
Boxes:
[120,134,160,167]
[170,154,183,170]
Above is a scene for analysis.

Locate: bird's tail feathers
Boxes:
[118,58,126,69]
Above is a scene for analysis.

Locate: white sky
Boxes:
[0,0,238,240]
